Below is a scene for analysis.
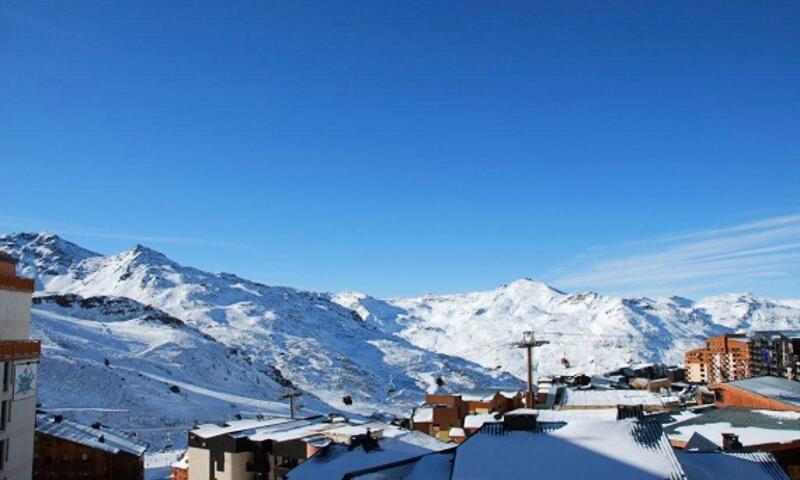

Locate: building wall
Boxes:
[0,263,37,480]
[713,385,800,412]
[6,396,36,479]
[33,432,144,480]
[214,451,254,480]
[187,447,211,480]
[685,335,754,384]
[0,289,32,340]
[686,362,706,383]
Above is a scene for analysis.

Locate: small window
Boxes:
[81,453,89,461]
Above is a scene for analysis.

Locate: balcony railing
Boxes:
[0,274,35,293]
[0,340,41,359]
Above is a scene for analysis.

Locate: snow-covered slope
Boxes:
[4,232,800,452]
[334,279,800,380]
[0,232,518,451]
[32,293,303,451]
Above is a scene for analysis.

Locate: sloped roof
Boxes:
[676,451,789,480]
[412,407,433,423]
[664,407,800,447]
[458,388,521,402]
[463,413,500,430]
[684,433,720,452]
[191,417,294,439]
[723,376,800,408]
[286,431,449,480]
[450,420,686,479]
[347,450,455,480]
[36,414,147,456]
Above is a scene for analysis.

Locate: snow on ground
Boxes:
[4,232,800,471]
[144,451,183,480]
[340,280,800,379]
[756,410,800,421]
[3,233,517,455]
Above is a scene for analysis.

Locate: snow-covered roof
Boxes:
[665,408,800,447]
[449,428,465,437]
[412,407,433,423]
[458,389,521,402]
[723,376,800,408]
[561,388,672,408]
[536,408,619,422]
[191,417,295,439]
[286,431,449,480]
[348,450,456,480]
[170,453,189,470]
[246,420,319,442]
[249,420,395,444]
[451,419,685,479]
[36,414,147,456]
[676,451,789,480]
[464,408,619,429]
[464,413,499,430]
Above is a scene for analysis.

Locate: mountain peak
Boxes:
[0,232,101,277]
[115,243,174,269]
[502,278,565,296]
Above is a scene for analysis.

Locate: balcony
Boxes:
[0,340,41,359]
[0,274,35,293]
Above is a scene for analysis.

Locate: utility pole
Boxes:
[281,390,303,419]
[514,331,549,409]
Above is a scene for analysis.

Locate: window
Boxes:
[80,453,89,461]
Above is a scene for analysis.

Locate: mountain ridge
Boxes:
[2,231,800,452]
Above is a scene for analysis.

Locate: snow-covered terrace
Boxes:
[560,388,676,409]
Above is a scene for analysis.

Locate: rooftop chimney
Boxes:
[503,410,538,431]
[616,404,644,420]
[722,433,743,451]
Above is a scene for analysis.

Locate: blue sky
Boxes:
[1,2,798,298]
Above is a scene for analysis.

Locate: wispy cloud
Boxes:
[548,213,800,299]
[0,215,266,257]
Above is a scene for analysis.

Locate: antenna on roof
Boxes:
[513,331,549,409]
[281,390,303,419]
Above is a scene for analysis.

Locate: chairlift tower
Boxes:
[514,331,549,408]
[281,390,303,419]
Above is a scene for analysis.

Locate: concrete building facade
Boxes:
[687,332,800,384]
[686,333,752,384]
[0,252,40,480]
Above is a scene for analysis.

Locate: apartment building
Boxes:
[185,415,408,480]
[686,332,800,384]
[0,252,41,480]
[686,333,752,384]
[750,331,800,381]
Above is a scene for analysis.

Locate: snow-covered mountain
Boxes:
[0,232,517,451]
[334,280,800,380]
[3,231,800,453]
